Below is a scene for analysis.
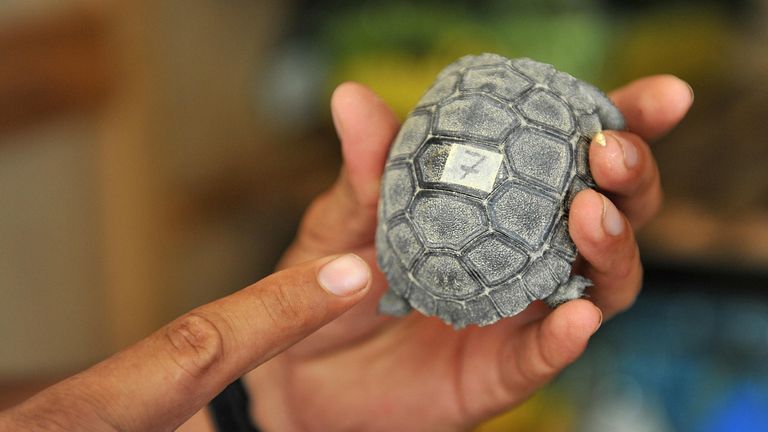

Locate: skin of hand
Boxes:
[240,76,693,432]
[0,254,374,432]
[0,76,692,432]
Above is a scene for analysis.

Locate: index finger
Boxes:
[10,255,371,432]
[608,75,693,141]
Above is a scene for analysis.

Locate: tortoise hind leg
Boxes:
[378,289,412,316]
[543,275,592,307]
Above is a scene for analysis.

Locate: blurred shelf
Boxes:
[640,203,768,273]
[0,5,112,136]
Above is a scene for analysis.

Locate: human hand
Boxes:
[244,77,693,431]
[0,255,374,431]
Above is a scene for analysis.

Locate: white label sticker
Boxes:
[439,144,503,192]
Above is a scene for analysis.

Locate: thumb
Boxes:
[332,81,399,209]
[8,254,370,432]
[485,300,601,417]
[287,83,399,261]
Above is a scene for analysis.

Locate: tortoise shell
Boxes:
[375,54,625,328]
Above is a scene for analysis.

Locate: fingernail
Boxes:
[685,81,695,103]
[609,132,639,169]
[593,307,603,334]
[594,132,607,147]
[601,195,625,237]
[318,254,370,296]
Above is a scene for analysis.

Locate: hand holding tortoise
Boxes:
[0,63,692,432]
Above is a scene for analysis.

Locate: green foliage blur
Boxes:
[298,1,733,118]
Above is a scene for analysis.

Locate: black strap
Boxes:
[209,378,261,432]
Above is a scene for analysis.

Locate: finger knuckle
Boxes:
[164,312,225,380]
[256,278,317,332]
[623,241,642,277]
[618,266,643,312]
[592,229,638,278]
[613,252,643,314]
[505,327,559,390]
[611,245,638,280]
[519,352,556,385]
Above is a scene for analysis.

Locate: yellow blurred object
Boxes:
[331,48,485,119]
[609,8,733,87]
[474,389,575,432]
[329,31,500,119]
[332,52,437,119]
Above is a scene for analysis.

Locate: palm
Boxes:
[246,77,692,431]
[254,244,543,431]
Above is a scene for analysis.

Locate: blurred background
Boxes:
[0,0,766,430]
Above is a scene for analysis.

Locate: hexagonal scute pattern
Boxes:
[574,134,591,179]
[377,247,410,297]
[461,66,531,100]
[390,110,432,158]
[511,58,555,84]
[376,54,626,328]
[506,129,572,190]
[386,218,423,268]
[416,254,483,299]
[578,113,601,137]
[542,250,571,285]
[519,90,575,134]
[548,70,578,96]
[436,300,467,328]
[381,164,415,219]
[439,53,504,78]
[548,71,596,114]
[419,73,459,107]
[489,278,531,317]
[551,220,577,260]
[465,295,500,326]
[585,82,626,131]
[415,140,452,184]
[489,184,558,249]
[436,95,517,141]
[465,235,528,286]
[565,176,592,210]
[411,192,486,250]
[522,256,558,298]
[408,283,436,315]
[570,84,600,113]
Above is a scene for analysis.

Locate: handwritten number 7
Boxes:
[459,150,486,179]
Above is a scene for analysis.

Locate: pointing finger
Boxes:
[10,254,371,431]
